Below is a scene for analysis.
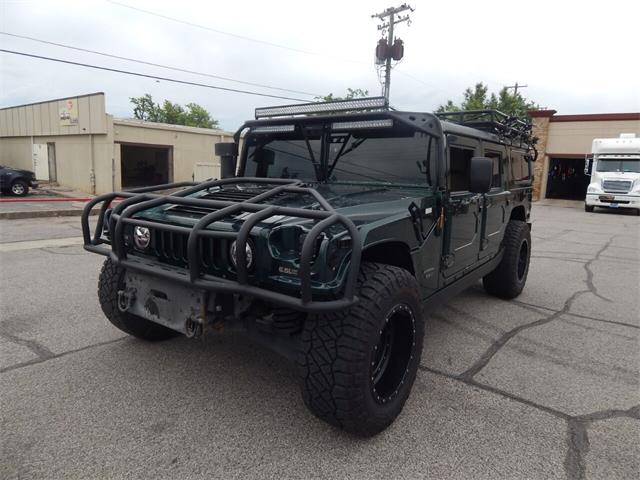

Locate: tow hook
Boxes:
[117,289,136,312]
[185,316,203,339]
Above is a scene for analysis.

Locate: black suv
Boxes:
[0,165,38,196]
[82,97,534,436]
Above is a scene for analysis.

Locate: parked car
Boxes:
[0,165,38,196]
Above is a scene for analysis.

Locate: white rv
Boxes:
[584,133,640,215]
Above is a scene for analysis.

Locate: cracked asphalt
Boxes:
[1,202,639,480]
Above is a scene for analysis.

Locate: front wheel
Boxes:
[299,263,424,437]
[11,180,29,196]
[483,220,531,299]
[584,204,595,212]
[98,259,179,341]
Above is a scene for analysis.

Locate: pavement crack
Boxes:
[419,365,570,420]
[457,288,588,381]
[512,299,639,330]
[457,234,630,381]
[564,405,639,480]
[582,235,616,303]
[0,337,128,374]
[0,329,55,360]
[565,419,589,480]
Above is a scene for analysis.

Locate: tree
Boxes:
[130,94,162,122]
[436,82,538,119]
[129,94,219,129]
[315,88,369,102]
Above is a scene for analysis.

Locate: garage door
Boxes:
[120,144,172,189]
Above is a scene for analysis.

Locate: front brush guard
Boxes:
[81,177,361,313]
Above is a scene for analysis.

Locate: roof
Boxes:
[592,135,640,155]
[113,118,232,136]
[528,109,640,122]
[0,92,104,111]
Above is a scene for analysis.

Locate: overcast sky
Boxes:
[1,0,639,131]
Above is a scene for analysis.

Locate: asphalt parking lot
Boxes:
[1,202,638,480]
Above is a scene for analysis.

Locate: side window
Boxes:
[449,145,475,192]
[485,150,503,188]
[511,150,531,182]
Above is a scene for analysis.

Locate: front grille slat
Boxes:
[602,180,632,194]
[141,229,230,272]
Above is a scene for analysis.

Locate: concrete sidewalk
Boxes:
[0,184,96,220]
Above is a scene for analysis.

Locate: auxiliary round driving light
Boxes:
[229,240,254,269]
[133,226,151,250]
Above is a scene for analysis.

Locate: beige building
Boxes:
[0,92,233,195]
[529,110,640,200]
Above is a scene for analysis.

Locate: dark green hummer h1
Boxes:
[82,97,535,437]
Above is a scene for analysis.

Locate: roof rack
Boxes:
[255,96,388,119]
[435,109,534,146]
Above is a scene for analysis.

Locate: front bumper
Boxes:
[585,193,640,209]
[81,178,362,313]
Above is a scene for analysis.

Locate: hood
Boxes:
[138,182,428,230]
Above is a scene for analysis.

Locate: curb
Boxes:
[0,208,98,220]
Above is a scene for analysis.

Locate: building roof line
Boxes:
[550,113,640,122]
[113,117,233,136]
[0,92,104,111]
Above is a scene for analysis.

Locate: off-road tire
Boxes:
[483,220,531,299]
[98,258,178,341]
[584,204,595,212]
[11,179,29,196]
[299,262,424,437]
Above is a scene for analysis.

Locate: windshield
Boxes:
[596,158,640,173]
[243,125,436,186]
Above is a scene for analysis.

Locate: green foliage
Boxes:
[436,82,538,119]
[315,88,369,102]
[129,94,219,129]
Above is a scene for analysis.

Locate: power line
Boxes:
[0,49,309,102]
[106,0,436,92]
[106,0,365,65]
[0,31,319,97]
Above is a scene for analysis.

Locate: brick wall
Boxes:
[529,110,556,200]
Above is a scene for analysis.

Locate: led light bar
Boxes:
[332,119,394,130]
[251,125,296,134]
[255,97,388,119]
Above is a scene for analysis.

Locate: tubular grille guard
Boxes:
[81,178,362,313]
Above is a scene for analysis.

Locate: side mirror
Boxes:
[469,156,493,194]
[584,156,592,176]
[215,142,238,179]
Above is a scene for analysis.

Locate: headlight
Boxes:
[133,226,151,250]
[587,184,602,194]
[229,240,254,269]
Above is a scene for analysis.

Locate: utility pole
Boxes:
[505,82,528,96]
[371,4,414,104]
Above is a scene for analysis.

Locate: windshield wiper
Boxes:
[327,137,367,178]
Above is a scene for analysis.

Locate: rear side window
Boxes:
[484,150,503,188]
[511,151,531,182]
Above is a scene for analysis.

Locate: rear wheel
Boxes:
[98,258,179,341]
[584,204,595,212]
[11,180,28,196]
[299,263,424,437]
[483,220,531,299]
